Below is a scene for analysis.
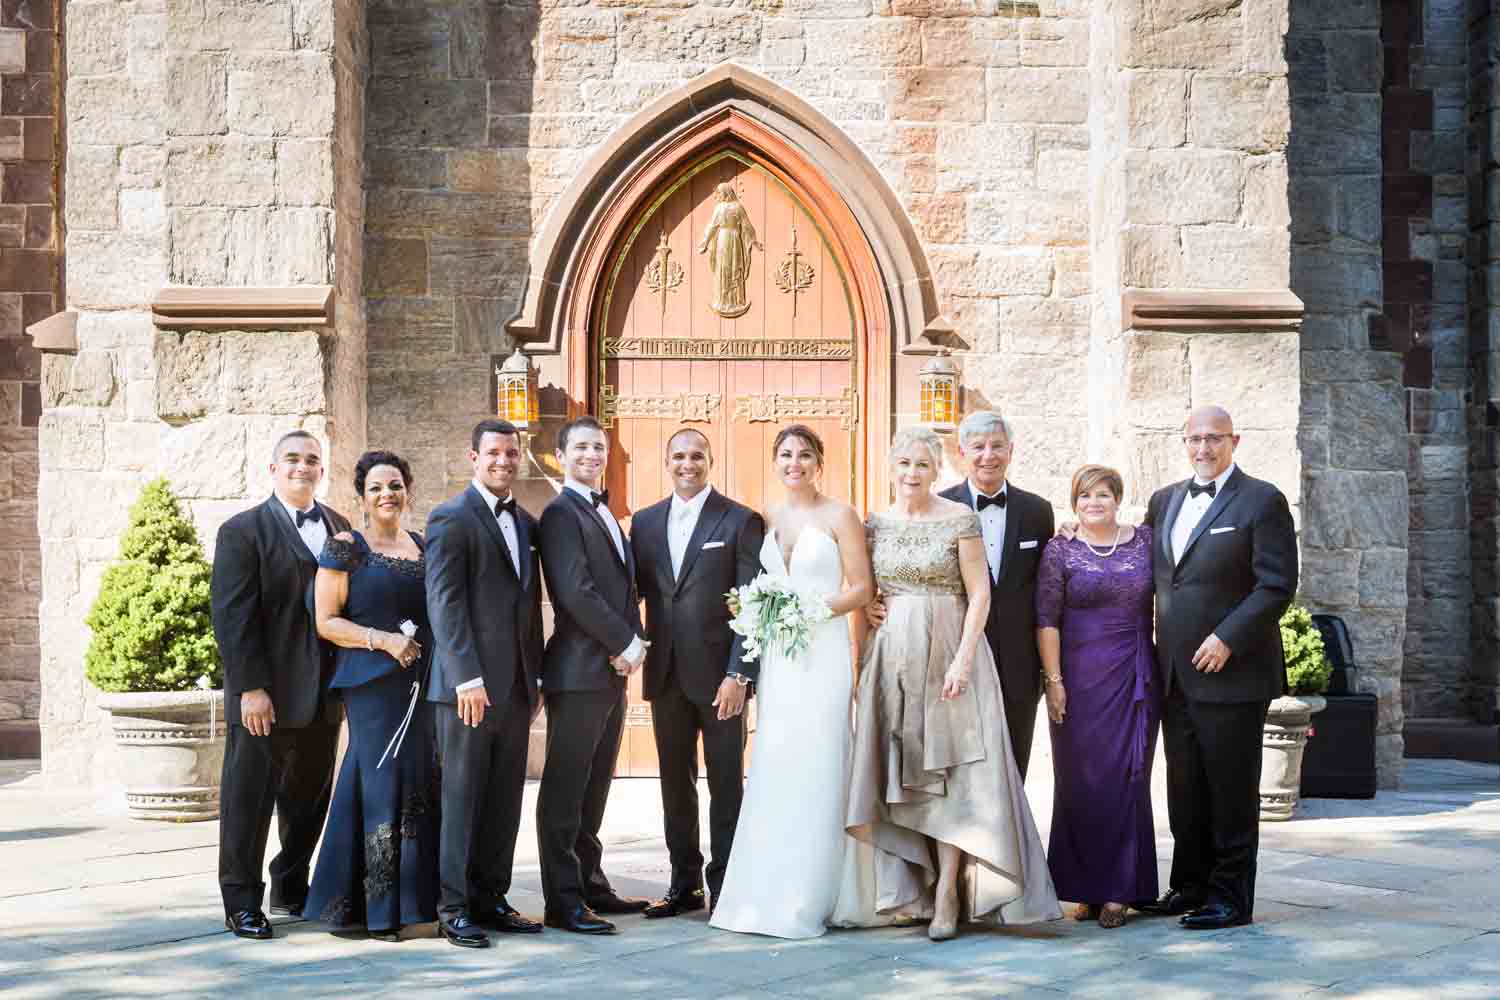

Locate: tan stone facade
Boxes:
[36,0,1485,789]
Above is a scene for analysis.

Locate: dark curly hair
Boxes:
[354,450,413,495]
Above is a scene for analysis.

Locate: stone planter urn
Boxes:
[1260,693,1326,821]
[96,690,226,822]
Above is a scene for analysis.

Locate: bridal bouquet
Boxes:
[726,575,832,664]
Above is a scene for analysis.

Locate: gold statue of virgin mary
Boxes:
[697,182,762,319]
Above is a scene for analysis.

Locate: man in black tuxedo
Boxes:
[1139,405,1297,930]
[212,430,351,940]
[536,416,651,934]
[425,418,546,948]
[937,410,1054,778]
[630,428,765,918]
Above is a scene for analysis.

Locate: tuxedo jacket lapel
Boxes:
[1176,470,1243,572]
[995,486,1021,588]
[513,509,533,592]
[567,488,627,572]
[673,491,728,596]
[1161,481,1188,566]
[465,486,520,585]
[268,495,317,566]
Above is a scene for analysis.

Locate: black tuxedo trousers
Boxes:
[652,657,745,899]
[218,719,339,915]
[436,677,531,919]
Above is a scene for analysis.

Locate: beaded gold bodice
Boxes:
[867,511,981,597]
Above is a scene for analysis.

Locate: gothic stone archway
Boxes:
[516,66,939,774]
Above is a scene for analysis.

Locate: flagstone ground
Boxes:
[0,725,1495,999]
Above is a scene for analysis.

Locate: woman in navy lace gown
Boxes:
[1035,465,1160,929]
[305,451,440,940]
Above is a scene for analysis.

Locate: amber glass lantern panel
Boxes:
[920,374,957,429]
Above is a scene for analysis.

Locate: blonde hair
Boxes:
[889,425,943,469]
[1070,464,1124,510]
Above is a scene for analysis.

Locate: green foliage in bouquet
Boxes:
[84,479,222,692]
[1280,602,1331,696]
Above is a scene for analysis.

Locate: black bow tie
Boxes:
[975,491,1007,511]
[295,507,322,528]
[590,489,610,509]
[494,496,517,518]
[1188,481,1217,499]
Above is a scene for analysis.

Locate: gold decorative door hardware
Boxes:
[774,223,816,316]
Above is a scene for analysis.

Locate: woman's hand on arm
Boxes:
[827,505,875,617]
[942,534,992,701]
[1037,626,1065,723]
[314,560,421,668]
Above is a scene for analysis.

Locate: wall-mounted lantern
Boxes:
[918,349,960,432]
[495,346,539,433]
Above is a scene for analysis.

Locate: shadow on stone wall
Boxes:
[362,1,541,522]
[1285,0,1409,785]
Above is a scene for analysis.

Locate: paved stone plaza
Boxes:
[1,729,1495,999]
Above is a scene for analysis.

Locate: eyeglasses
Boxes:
[1183,434,1230,448]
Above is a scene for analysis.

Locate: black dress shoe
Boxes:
[268,902,304,918]
[585,892,649,915]
[474,900,543,934]
[225,909,274,940]
[544,905,617,934]
[644,888,707,919]
[1180,902,1251,930]
[440,915,491,948]
[1135,890,1205,916]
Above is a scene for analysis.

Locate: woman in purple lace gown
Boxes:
[1035,464,1160,929]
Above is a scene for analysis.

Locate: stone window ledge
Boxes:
[1123,290,1304,333]
[151,286,335,330]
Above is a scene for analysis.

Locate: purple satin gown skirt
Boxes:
[1035,528,1161,905]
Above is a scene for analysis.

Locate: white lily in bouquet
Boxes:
[726,573,833,664]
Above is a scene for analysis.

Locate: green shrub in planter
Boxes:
[1280,602,1331,696]
[84,478,222,693]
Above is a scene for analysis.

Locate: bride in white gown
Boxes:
[710,425,875,939]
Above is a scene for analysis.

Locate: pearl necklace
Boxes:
[1080,525,1122,558]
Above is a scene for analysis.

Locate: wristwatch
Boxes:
[727,672,751,687]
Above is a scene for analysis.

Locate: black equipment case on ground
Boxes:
[1300,614,1378,799]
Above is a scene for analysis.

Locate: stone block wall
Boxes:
[1386,0,1471,722]
[0,0,57,742]
[1469,0,1500,723]
[363,0,1095,517]
[1289,1,1408,783]
[1091,0,1301,512]
[40,0,361,784]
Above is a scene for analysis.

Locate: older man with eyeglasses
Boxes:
[1136,406,1297,931]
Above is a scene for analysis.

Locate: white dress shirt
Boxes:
[456,480,522,694]
[564,478,643,663]
[1170,463,1237,565]
[471,478,520,576]
[277,494,328,557]
[669,485,713,581]
[969,480,1007,583]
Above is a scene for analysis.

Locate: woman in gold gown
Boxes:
[842,426,1060,940]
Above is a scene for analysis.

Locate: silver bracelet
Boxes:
[365,626,375,651]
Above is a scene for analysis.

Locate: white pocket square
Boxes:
[1018,540,1039,550]
[701,540,726,550]
[1210,526,1236,535]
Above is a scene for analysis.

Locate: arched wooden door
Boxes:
[595,149,862,776]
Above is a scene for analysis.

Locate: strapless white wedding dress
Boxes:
[710,528,855,939]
